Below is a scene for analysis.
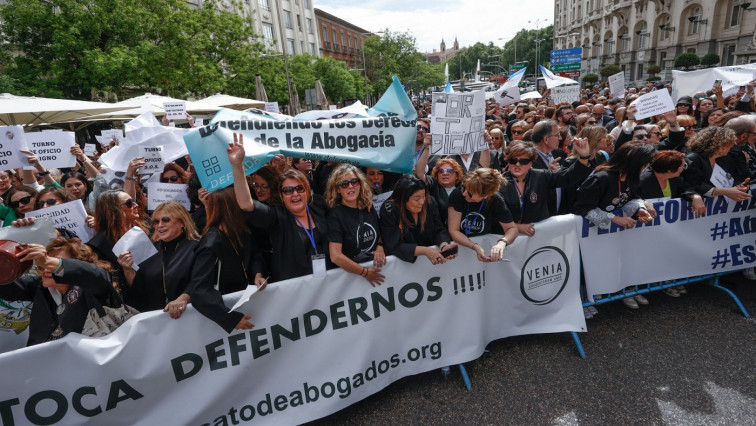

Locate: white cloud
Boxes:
[315,0,555,52]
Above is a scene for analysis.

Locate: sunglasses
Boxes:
[280,185,306,195]
[151,216,172,225]
[438,167,455,174]
[252,182,270,191]
[512,130,525,135]
[508,158,533,165]
[35,198,59,209]
[123,198,136,208]
[417,126,429,132]
[491,137,501,140]
[633,134,650,140]
[9,196,32,208]
[337,178,361,189]
[160,176,179,183]
[587,120,598,125]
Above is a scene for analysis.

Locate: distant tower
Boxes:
[441,38,446,53]
[453,37,459,51]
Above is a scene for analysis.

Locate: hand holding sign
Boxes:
[127,157,146,179]
[629,90,675,120]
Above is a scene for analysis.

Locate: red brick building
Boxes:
[315,8,370,68]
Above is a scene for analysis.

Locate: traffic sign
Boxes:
[551,63,581,71]
[509,63,526,72]
[551,55,582,65]
[555,70,581,80]
[550,47,582,58]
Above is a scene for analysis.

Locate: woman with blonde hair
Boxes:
[326,164,386,286]
[118,201,200,316]
[448,168,519,262]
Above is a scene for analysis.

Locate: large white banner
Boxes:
[430,91,487,155]
[671,63,756,102]
[550,85,580,105]
[0,216,584,425]
[575,191,756,300]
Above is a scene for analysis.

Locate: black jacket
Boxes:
[638,168,690,199]
[379,198,450,263]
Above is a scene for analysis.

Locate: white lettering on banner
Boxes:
[24,130,77,169]
[430,91,487,155]
[550,85,580,104]
[28,200,94,243]
[0,216,584,425]
[630,90,675,120]
[575,190,756,300]
[146,182,191,211]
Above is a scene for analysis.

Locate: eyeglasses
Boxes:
[512,130,525,135]
[9,196,32,208]
[160,175,179,183]
[438,167,455,174]
[491,137,501,140]
[682,126,694,131]
[280,185,306,195]
[507,158,533,165]
[151,216,172,225]
[633,134,650,140]
[252,182,270,191]
[650,131,662,136]
[549,134,561,138]
[123,198,136,208]
[35,198,59,209]
[337,178,361,189]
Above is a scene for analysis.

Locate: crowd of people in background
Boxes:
[1,78,755,345]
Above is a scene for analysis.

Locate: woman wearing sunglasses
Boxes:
[380,175,456,265]
[159,163,189,184]
[325,165,386,286]
[415,138,465,225]
[448,168,518,262]
[4,185,38,224]
[117,202,200,317]
[500,141,592,236]
[228,134,331,282]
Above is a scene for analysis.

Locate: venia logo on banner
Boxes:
[520,247,570,305]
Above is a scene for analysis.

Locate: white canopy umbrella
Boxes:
[521,91,543,100]
[111,93,217,115]
[0,93,128,126]
[191,94,265,111]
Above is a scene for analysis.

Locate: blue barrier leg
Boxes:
[710,276,751,318]
[457,364,472,390]
[571,332,586,359]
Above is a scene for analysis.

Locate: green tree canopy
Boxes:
[600,64,622,79]
[674,53,700,70]
[0,0,266,99]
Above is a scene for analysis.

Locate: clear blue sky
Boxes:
[315,0,555,52]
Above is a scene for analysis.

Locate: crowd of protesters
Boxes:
[1,79,755,345]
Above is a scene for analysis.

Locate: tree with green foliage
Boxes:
[582,73,599,87]
[0,0,266,100]
[700,53,720,68]
[498,26,553,79]
[446,42,506,81]
[600,64,622,79]
[674,52,700,70]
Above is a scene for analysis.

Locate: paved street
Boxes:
[311,274,756,425]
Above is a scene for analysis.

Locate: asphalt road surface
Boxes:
[309,273,756,425]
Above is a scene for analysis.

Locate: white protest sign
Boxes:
[28,199,94,243]
[630,90,675,120]
[163,101,187,120]
[710,164,734,189]
[671,63,756,102]
[609,71,625,99]
[140,145,165,175]
[146,182,190,210]
[430,91,487,155]
[264,102,280,113]
[493,86,520,107]
[0,126,30,170]
[0,216,56,244]
[195,118,204,126]
[328,105,338,110]
[550,85,581,104]
[112,226,157,271]
[24,130,76,169]
[84,143,97,157]
[100,129,123,141]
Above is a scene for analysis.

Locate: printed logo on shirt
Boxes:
[529,191,538,204]
[356,223,377,252]
[65,287,81,305]
[460,212,485,235]
[520,246,570,305]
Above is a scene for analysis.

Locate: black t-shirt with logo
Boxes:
[449,189,513,237]
[327,204,381,263]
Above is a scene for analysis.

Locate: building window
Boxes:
[305,0,310,8]
[729,0,744,27]
[296,15,302,31]
[723,44,736,66]
[258,0,270,11]
[287,39,296,54]
[283,10,292,29]
[619,28,629,51]
[307,18,313,33]
[262,23,274,41]
[310,42,316,55]
[332,30,338,48]
[688,7,701,35]
[659,16,670,41]
[637,64,643,80]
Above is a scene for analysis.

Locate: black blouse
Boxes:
[327,204,381,263]
[448,189,513,236]
[379,198,450,263]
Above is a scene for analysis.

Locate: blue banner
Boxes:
[184,77,417,191]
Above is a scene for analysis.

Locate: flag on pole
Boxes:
[444,81,454,93]
[503,67,527,88]
[539,65,578,89]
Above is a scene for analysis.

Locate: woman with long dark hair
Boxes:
[188,187,267,332]
[379,175,455,265]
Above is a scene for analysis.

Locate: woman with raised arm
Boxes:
[228,134,331,282]
[325,164,386,286]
